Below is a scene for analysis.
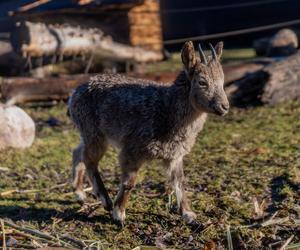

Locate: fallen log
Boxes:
[0,74,91,104]
[227,51,300,106]
[11,21,163,63]
[223,59,274,85]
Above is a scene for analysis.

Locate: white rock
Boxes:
[0,104,35,149]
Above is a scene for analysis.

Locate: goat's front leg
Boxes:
[83,148,113,211]
[167,157,196,223]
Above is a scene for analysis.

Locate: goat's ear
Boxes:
[181,41,196,77]
[215,41,223,60]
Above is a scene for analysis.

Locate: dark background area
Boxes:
[1,0,300,49]
[160,0,300,50]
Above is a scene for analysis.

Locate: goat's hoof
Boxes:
[182,210,197,224]
[92,192,113,212]
[113,206,125,227]
[75,190,86,204]
[104,200,113,212]
[114,219,125,228]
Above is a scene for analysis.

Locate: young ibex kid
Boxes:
[68,41,229,225]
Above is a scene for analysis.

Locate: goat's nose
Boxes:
[221,103,229,111]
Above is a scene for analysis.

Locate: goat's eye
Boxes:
[198,80,208,87]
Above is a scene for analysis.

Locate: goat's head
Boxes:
[181,41,229,116]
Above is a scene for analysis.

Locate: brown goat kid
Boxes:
[68,41,229,225]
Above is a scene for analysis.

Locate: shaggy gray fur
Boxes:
[70,73,206,161]
[68,41,229,224]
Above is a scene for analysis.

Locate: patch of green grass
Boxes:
[0,100,299,249]
[222,48,256,64]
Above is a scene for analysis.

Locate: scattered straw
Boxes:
[279,235,294,250]
[1,219,6,250]
[226,225,233,250]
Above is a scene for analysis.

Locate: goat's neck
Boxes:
[168,71,206,131]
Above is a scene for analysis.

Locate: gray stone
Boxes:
[0,104,35,150]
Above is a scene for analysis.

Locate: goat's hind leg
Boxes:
[83,139,113,211]
[72,141,87,203]
[113,153,141,226]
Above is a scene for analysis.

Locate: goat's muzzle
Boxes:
[213,102,229,116]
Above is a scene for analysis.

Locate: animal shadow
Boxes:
[267,173,299,213]
[0,197,112,225]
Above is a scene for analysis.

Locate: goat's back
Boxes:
[68,73,171,144]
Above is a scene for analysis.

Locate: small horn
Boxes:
[209,43,217,60]
[198,43,207,65]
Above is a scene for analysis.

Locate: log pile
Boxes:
[128,0,163,52]
[11,22,104,57]
[0,74,91,105]
[11,21,163,63]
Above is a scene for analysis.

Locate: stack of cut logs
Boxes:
[128,0,163,52]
